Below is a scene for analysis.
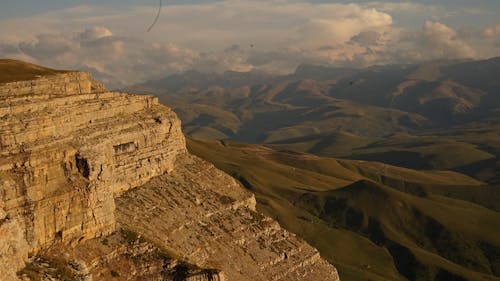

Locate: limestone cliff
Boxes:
[117,154,339,281]
[0,60,339,280]
[0,197,28,281]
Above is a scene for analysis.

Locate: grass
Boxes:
[187,137,500,281]
[0,59,68,84]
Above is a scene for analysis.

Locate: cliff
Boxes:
[0,60,339,280]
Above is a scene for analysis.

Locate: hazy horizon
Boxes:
[1,0,499,86]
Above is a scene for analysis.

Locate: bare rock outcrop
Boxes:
[0,197,29,281]
[18,230,224,281]
[117,154,339,281]
[0,61,339,280]
[0,70,185,254]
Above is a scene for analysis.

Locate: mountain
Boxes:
[147,78,430,141]
[0,60,339,281]
[137,57,500,127]
[133,57,500,183]
[125,57,500,280]
[129,69,279,94]
[188,138,500,281]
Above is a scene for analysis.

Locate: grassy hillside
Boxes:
[187,138,500,281]
[0,59,67,83]
[269,123,500,184]
[138,58,500,280]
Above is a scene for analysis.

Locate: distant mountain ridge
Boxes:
[131,57,500,124]
[130,69,278,93]
[129,58,500,184]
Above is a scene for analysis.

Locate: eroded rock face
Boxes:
[117,154,340,281]
[19,230,224,281]
[0,198,29,281]
[0,66,339,280]
[0,71,186,254]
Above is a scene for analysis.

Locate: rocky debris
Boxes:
[117,153,339,281]
[19,230,223,281]
[18,256,92,281]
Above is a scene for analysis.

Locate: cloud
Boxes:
[19,34,75,59]
[365,2,434,13]
[77,26,113,42]
[484,24,500,38]
[350,31,382,46]
[0,1,498,87]
[391,21,476,62]
[292,5,392,47]
[0,26,202,87]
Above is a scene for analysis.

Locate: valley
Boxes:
[132,58,500,184]
[131,57,500,280]
[188,138,500,281]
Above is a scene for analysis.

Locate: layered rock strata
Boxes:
[117,154,339,281]
[0,197,29,281]
[0,70,185,256]
[0,63,339,280]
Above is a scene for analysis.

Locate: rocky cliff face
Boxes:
[117,153,339,281]
[0,71,185,254]
[0,61,339,280]
[0,197,29,281]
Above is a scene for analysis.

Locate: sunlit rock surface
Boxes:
[0,61,339,280]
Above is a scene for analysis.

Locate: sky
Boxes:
[0,0,499,87]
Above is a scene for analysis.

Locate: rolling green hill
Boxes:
[187,138,500,281]
[0,59,68,84]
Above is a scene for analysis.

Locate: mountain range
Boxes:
[127,57,500,281]
[129,57,500,184]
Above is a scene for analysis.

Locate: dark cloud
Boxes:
[350,31,381,46]
[224,44,243,53]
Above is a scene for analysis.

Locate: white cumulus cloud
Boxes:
[0,1,498,87]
